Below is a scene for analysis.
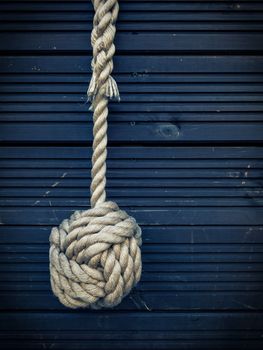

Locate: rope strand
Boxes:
[90,95,108,207]
[88,0,120,207]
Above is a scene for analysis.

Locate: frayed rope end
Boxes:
[105,75,120,102]
[87,75,120,111]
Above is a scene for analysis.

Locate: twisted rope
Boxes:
[49,0,142,309]
[88,0,120,208]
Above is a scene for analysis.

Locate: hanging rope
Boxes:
[49,0,142,309]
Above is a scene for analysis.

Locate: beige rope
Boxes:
[49,0,142,309]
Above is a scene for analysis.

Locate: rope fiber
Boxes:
[49,0,142,309]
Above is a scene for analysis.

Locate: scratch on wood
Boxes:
[233,300,256,310]
[139,298,152,311]
[137,293,152,311]
[129,295,141,309]
[31,172,67,207]
[52,210,59,223]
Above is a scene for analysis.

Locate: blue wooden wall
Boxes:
[0,0,263,348]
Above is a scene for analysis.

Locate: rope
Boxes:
[88,0,120,208]
[49,0,142,309]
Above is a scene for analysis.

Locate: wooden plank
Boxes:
[0,260,263,274]
[1,56,262,73]
[0,291,263,312]
[2,22,263,32]
[0,340,261,349]
[1,329,263,342]
[0,146,261,159]
[1,198,262,207]
[2,111,263,123]
[1,1,263,12]
[1,122,263,142]
[0,278,263,290]
[1,159,263,169]
[1,102,263,113]
[3,81,263,93]
[0,329,261,346]
[2,93,263,102]
[1,226,262,244]
[0,207,262,225]
[1,33,263,51]
[1,73,263,84]
[0,178,261,187]
[0,339,262,350]
[2,82,263,94]
[1,168,262,179]
[2,251,263,264]
[3,270,263,284]
[0,312,262,331]
[1,11,263,22]
[0,340,261,350]
[3,278,263,292]
[3,243,263,255]
[2,261,262,273]
[1,187,261,199]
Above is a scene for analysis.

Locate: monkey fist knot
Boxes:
[49,201,142,309]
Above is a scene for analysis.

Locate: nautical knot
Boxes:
[49,201,142,309]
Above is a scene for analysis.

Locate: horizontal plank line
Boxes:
[1,56,263,74]
[1,2,263,11]
[0,146,262,158]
